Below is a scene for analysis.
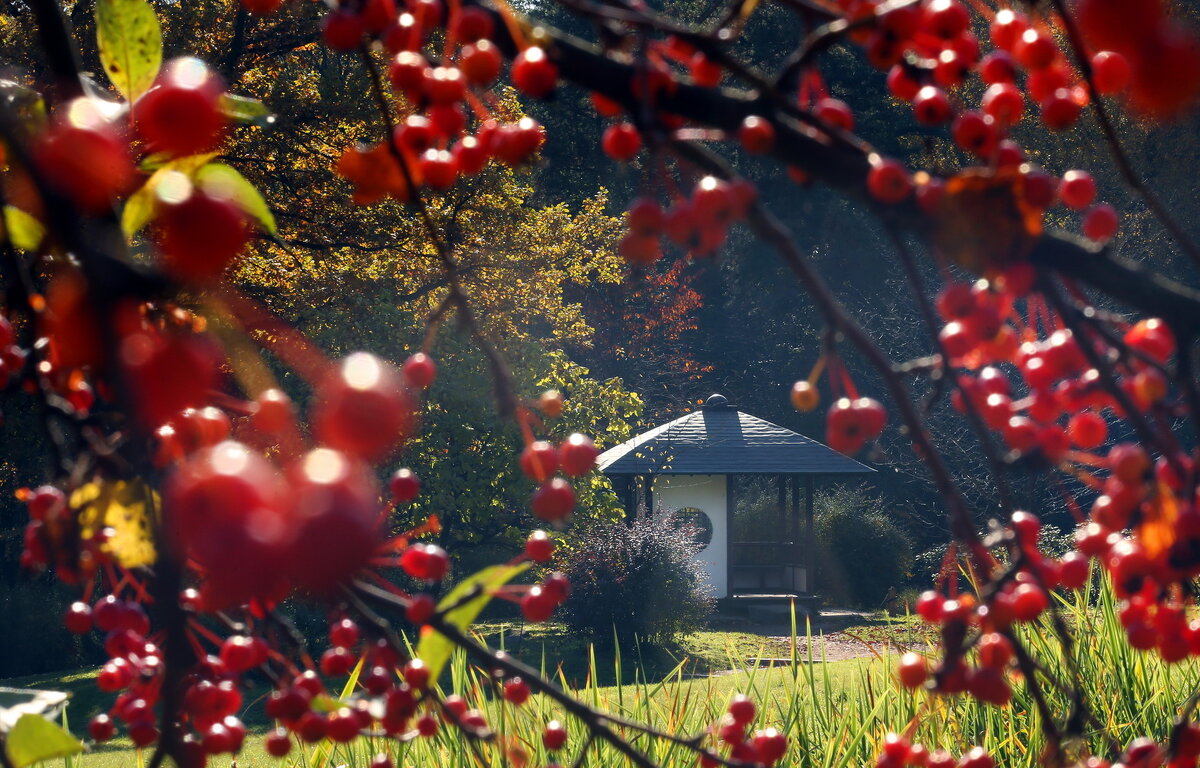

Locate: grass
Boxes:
[8,578,1200,768]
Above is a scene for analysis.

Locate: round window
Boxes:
[672,507,714,550]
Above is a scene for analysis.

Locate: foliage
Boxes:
[555,510,715,644]
[813,486,914,608]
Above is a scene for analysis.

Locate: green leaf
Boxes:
[196,163,278,234]
[95,0,162,101]
[417,562,530,681]
[121,153,220,238]
[5,714,83,768]
[3,207,44,252]
[219,94,275,128]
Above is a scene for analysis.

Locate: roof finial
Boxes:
[702,393,731,409]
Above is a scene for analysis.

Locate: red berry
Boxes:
[728,693,756,724]
[923,0,968,39]
[64,601,93,634]
[1083,203,1119,242]
[402,352,437,389]
[330,618,360,648]
[981,84,1024,127]
[887,66,920,101]
[1059,171,1096,210]
[134,58,228,157]
[1040,89,1083,131]
[265,729,292,757]
[912,86,951,125]
[952,111,998,157]
[157,183,250,283]
[867,159,911,204]
[390,468,421,503]
[990,9,1029,50]
[312,353,417,461]
[503,678,531,705]
[34,101,135,214]
[89,714,115,742]
[543,720,568,750]
[406,592,436,624]
[322,9,365,51]
[531,478,575,522]
[525,530,555,562]
[512,47,558,98]
[601,123,641,162]
[520,441,559,481]
[558,433,598,476]
[897,652,927,688]
[321,646,355,676]
[287,449,382,594]
[1015,29,1058,70]
[459,39,502,86]
[979,51,1017,85]
[814,98,854,131]
[521,586,556,622]
[400,543,450,581]
[1092,51,1131,95]
[738,115,775,154]
[449,6,493,42]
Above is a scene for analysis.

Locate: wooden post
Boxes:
[726,474,735,598]
[805,475,816,594]
[791,475,800,590]
[776,475,786,546]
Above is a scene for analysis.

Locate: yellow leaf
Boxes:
[71,480,158,568]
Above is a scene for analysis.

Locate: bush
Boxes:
[813,487,913,607]
[555,509,714,644]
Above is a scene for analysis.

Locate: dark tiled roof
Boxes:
[598,394,874,476]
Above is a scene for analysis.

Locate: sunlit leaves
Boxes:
[71,480,158,569]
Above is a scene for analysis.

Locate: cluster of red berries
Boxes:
[62,596,168,749]
[29,57,256,282]
[315,0,553,201]
[874,735,994,768]
[520,432,599,523]
[701,694,788,767]
[903,509,1099,703]
[518,569,570,623]
[825,396,888,454]
[1076,0,1200,118]
[618,176,757,266]
[814,0,1200,246]
[161,351,422,608]
[934,271,1177,466]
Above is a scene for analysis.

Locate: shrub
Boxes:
[813,486,913,607]
[555,508,715,644]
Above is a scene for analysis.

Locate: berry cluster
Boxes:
[520,431,599,523]
[701,694,789,767]
[321,0,553,201]
[874,735,995,768]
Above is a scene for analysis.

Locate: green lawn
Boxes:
[2,627,880,768]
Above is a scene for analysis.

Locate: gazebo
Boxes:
[597,394,873,605]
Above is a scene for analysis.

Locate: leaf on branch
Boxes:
[71,480,158,569]
[95,0,163,102]
[4,713,83,768]
[2,206,45,251]
[219,94,275,128]
[933,169,1042,273]
[195,163,278,234]
[121,153,221,237]
[417,562,530,680]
